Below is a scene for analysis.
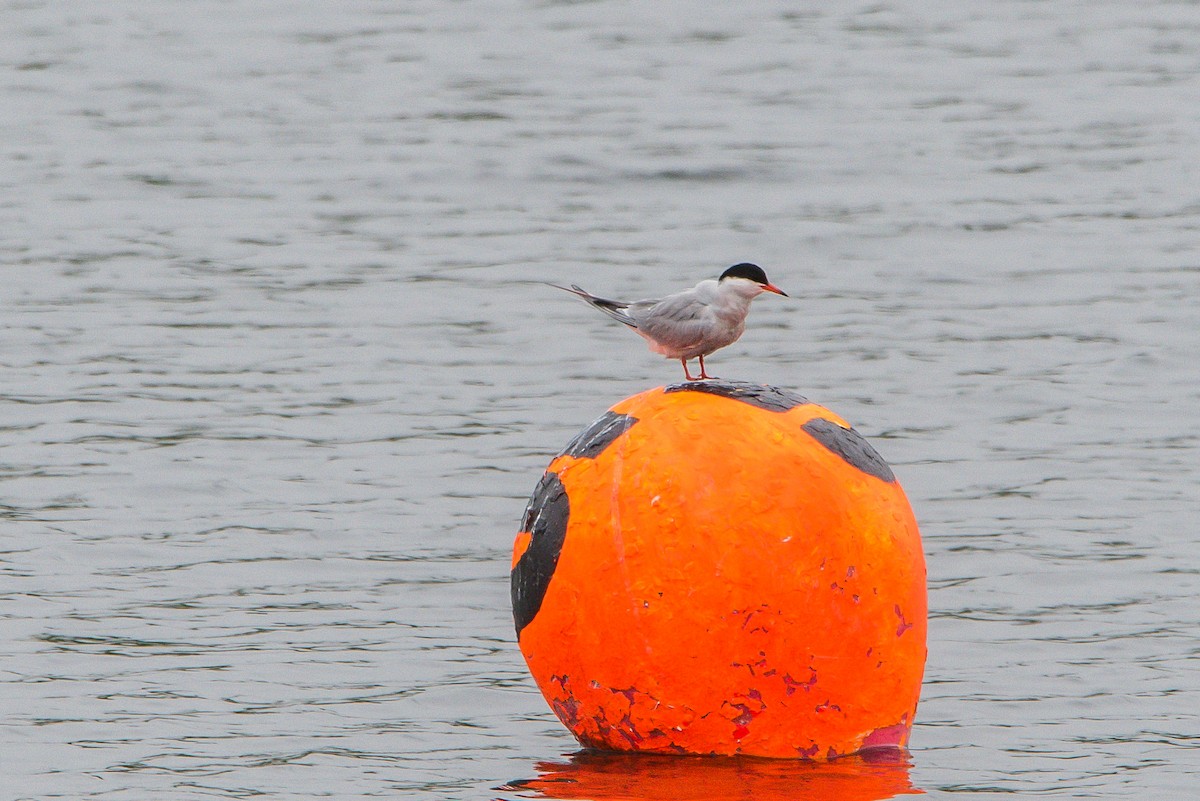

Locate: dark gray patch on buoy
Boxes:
[512,471,570,637]
[802,418,896,483]
[664,380,808,413]
[558,411,638,460]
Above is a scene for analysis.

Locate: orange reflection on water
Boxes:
[501,749,922,801]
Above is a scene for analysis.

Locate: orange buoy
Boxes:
[512,380,926,759]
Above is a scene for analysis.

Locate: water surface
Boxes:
[2,1,1198,798]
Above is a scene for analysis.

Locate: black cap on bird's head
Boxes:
[719,263,788,296]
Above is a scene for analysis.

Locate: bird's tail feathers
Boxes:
[547,282,637,328]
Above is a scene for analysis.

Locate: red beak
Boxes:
[763,283,788,297]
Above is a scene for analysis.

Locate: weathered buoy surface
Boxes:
[512,381,926,759]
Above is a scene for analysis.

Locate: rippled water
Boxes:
[3,1,1198,798]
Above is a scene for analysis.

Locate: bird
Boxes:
[550,263,787,381]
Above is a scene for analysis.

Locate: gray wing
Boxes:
[628,289,719,353]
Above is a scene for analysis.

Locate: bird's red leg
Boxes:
[682,359,698,381]
[698,354,714,380]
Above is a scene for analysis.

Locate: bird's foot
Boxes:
[682,357,718,380]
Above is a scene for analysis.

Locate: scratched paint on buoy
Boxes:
[512,380,927,759]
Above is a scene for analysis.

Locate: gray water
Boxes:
[2,2,1198,799]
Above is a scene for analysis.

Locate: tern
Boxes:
[550,263,787,381]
